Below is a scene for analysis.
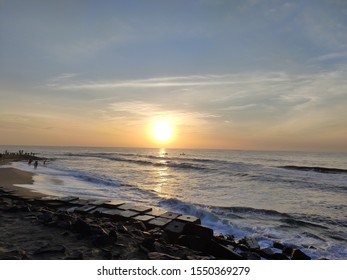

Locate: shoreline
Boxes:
[0,160,314,260]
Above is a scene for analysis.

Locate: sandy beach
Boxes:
[0,154,314,260]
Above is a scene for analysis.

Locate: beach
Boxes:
[0,152,315,260]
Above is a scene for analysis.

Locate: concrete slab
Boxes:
[102,200,125,208]
[165,221,186,241]
[89,199,110,206]
[147,217,172,228]
[117,203,152,213]
[98,208,124,218]
[133,215,155,223]
[176,214,201,224]
[146,208,167,217]
[160,212,180,219]
[74,205,97,214]
[184,223,213,240]
[118,210,139,219]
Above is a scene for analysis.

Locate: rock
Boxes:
[273,241,285,250]
[108,229,118,242]
[64,251,84,260]
[259,247,275,259]
[148,252,181,260]
[72,218,92,236]
[242,236,260,250]
[90,225,108,235]
[241,251,262,260]
[131,220,147,231]
[140,238,155,252]
[0,249,28,260]
[269,253,290,260]
[148,228,164,239]
[291,249,311,260]
[37,211,54,224]
[92,234,114,247]
[282,246,294,256]
[56,220,72,230]
[34,245,66,255]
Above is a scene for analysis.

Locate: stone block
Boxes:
[89,199,110,206]
[74,205,97,214]
[164,221,186,241]
[160,212,180,219]
[102,200,125,208]
[133,215,155,223]
[146,208,167,217]
[118,210,139,219]
[178,235,206,251]
[258,247,276,259]
[147,217,172,228]
[176,214,201,224]
[207,239,244,260]
[89,207,108,215]
[118,203,152,214]
[183,223,213,240]
[98,208,124,218]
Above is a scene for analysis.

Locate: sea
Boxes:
[1,146,347,259]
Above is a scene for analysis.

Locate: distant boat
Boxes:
[180,153,186,156]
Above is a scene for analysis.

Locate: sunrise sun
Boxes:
[152,119,173,142]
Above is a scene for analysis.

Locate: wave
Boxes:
[62,152,208,171]
[280,218,329,229]
[279,165,347,174]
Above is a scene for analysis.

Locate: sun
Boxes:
[152,119,173,142]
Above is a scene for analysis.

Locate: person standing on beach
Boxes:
[34,161,38,169]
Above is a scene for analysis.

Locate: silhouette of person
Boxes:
[34,161,38,169]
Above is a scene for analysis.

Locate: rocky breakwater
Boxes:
[0,188,312,260]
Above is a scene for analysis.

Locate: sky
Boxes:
[1,0,347,151]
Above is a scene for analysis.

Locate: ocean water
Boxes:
[2,146,347,259]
